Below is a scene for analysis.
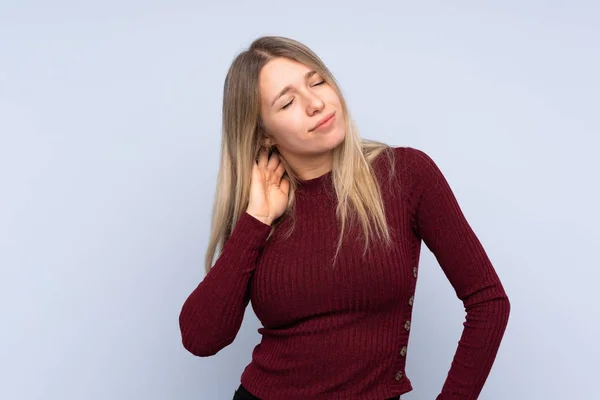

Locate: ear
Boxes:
[259,128,275,149]
[264,136,276,148]
[256,117,275,149]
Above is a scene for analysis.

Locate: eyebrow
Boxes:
[270,70,318,107]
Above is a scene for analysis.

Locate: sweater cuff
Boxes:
[224,211,272,251]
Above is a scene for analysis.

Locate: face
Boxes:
[258,57,345,176]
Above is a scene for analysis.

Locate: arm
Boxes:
[407,147,510,399]
[178,212,272,356]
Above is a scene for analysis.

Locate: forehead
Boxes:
[259,57,314,94]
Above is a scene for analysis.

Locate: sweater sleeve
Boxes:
[178,211,272,357]
[406,147,510,399]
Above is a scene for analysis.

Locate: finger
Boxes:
[267,161,286,186]
[251,162,261,181]
[280,177,290,196]
[274,162,285,178]
[266,152,279,171]
[257,148,268,168]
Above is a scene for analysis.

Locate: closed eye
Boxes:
[281,81,325,110]
[282,99,294,109]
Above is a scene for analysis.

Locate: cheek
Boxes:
[272,112,306,140]
[323,88,342,106]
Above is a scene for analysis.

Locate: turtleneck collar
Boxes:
[295,169,333,196]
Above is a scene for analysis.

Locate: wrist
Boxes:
[246,211,272,226]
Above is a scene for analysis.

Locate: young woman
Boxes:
[179,36,510,400]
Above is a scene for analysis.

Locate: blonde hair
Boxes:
[205,35,396,274]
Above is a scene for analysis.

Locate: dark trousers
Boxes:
[233,384,260,400]
[233,383,401,400]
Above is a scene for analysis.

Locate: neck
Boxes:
[280,149,333,181]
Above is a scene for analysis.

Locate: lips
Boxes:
[310,112,336,132]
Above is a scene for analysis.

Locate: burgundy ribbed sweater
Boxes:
[179,146,510,399]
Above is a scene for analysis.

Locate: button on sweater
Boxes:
[179,146,511,400]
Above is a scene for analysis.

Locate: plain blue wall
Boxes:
[1,1,598,399]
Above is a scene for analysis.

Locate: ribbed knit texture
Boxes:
[179,146,510,400]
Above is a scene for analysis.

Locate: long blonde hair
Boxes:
[205,36,396,274]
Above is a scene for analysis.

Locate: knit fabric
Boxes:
[179,146,510,399]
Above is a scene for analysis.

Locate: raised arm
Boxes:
[179,149,290,357]
[178,212,271,356]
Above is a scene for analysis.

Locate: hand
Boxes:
[246,149,290,226]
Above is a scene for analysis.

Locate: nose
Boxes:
[306,92,325,115]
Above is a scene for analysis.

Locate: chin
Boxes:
[329,127,346,147]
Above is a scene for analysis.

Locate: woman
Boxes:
[179,36,510,400]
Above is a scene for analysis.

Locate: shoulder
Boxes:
[391,145,434,165]
[386,146,441,181]
[367,144,445,189]
[381,146,454,208]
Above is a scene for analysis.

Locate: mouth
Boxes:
[309,111,336,132]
